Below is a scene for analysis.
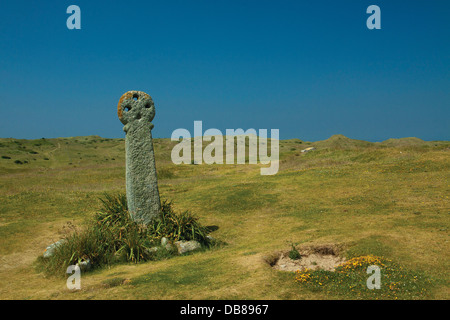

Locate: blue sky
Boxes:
[0,0,449,141]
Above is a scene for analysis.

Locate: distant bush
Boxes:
[38,193,212,276]
[14,160,23,164]
[1,156,11,159]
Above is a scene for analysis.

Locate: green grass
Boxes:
[0,134,448,299]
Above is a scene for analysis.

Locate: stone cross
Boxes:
[117,90,161,224]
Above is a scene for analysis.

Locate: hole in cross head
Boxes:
[133,93,139,101]
[124,105,132,112]
[144,102,151,109]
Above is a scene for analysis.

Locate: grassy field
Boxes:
[0,134,448,299]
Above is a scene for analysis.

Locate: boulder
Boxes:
[43,239,66,258]
[174,240,201,254]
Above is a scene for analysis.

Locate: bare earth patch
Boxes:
[267,244,346,272]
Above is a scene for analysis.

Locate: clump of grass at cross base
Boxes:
[36,193,215,277]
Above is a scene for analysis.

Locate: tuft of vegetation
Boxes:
[95,194,210,245]
[38,193,213,277]
[288,243,302,260]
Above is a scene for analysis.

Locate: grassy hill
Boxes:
[312,134,373,149]
[0,135,448,299]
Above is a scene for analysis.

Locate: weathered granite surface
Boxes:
[118,90,161,224]
[175,240,201,254]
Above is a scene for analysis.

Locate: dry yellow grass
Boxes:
[0,135,448,299]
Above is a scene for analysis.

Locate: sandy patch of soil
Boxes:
[266,244,346,272]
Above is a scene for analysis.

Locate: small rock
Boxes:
[43,239,66,258]
[76,259,91,271]
[161,237,169,246]
[174,240,201,254]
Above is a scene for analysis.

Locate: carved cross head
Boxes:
[117,91,155,130]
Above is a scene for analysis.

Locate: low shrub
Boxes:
[288,243,302,260]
